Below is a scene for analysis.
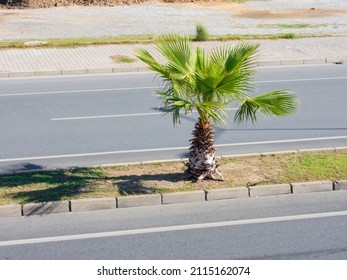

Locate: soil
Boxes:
[104,155,287,195]
[2,0,346,20]
[1,0,215,9]
[180,2,347,20]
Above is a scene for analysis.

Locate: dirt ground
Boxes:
[105,156,287,195]
[178,2,347,20]
[1,0,347,21]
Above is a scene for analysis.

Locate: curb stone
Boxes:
[291,181,333,194]
[0,204,22,218]
[117,194,161,208]
[0,180,346,218]
[162,190,205,205]
[334,180,347,191]
[70,198,117,212]
[248,184,291,197]
[23,201,69,216]
[298,147,335,153]
[205,187,249,201]
[0,57,343,79]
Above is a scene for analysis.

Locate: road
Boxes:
[0,191,347,259]
[0,64,347,173]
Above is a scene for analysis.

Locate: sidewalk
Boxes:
[0,36,346,78]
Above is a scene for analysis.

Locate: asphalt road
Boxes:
[0,64,347,173]
[0,191,347,259]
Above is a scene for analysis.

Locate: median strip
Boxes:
[1,149,347,218]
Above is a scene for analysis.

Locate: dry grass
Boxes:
[0,150,346,205]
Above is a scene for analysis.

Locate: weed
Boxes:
[195,22,209,42]
[111,55,137,63]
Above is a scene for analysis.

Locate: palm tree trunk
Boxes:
[187,118,224,181]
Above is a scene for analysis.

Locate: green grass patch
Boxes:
[0,33,333,49]
[259,24,329,29]
[1,151,346,205]
[0,35,157,49]
[273,33,297,39]
[110,55,137,63]
[283,152,347,182]
[259,24,310,29]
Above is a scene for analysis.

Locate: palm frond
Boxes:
[195,101,228,125]
[155,35,195,78]
[157,91,193,125]
[211,43,259,74]
[195,62,254,104]
[135,48,169,78]
[234,90,298,124]
[135,35,297,128]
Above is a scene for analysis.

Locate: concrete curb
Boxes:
[117,194,161,208]
[0,67,151,79]
[1,179,346,218]
[291,181,333,194]
[70,198,117,212]
[334,180,347,191]
[0,204,22,218]
[0,57,344,79]
[205,187,249,201]
[249,184,291,197]
[162,190,205,205]
[22,201,69,216]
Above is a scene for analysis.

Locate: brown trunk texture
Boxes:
[188,119,224,180]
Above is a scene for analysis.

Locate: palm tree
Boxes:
[135,35,297,181]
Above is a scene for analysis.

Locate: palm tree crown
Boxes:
[136,35,297,180]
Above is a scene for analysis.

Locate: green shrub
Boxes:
[281,33,297,39]
[195,23,209,41]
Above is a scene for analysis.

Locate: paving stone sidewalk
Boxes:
[0,36,346,78]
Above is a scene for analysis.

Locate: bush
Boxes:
[281,33,297,39]
[195,23,209,41]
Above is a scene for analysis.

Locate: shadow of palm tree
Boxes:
[1,167,106,203]
[111,172,193,195]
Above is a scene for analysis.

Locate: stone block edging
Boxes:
[1,179,347,218]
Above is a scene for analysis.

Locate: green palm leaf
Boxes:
[135,35,297,127]
[135,35,298,180]
[234,90,298,124]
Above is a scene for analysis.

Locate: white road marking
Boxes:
[0,136,346,163]
[0,210,346,247]
[1,76,346,97]
[51,108,238,121]
[0,86,157,97]
[256,76,347,84]
[52,112,162,120]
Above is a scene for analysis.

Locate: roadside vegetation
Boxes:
[1,150,346,205]
[136,35,297,180]
[0,33,333,49]
[194,22,209,41]
[110,55,137,63]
